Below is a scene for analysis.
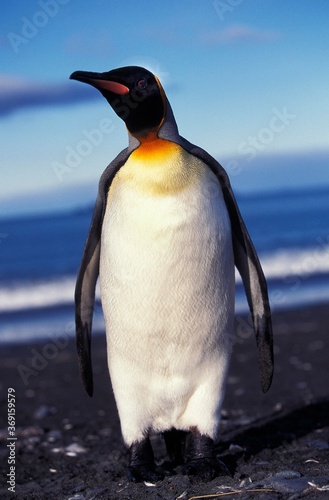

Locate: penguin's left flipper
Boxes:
[180,138,274,393]
[75,149,132,397]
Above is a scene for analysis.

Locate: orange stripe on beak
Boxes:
[93,80,129,95]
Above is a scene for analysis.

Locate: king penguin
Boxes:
[70,66,273,482]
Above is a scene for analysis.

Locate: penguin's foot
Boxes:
[181,457,230,481]
[181,428,230,481]
[128,463,165,483]
[128,437,165,483]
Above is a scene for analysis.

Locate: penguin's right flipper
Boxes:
[75,148,132,397]
[75,196,102,397]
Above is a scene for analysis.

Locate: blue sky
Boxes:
[1,0,328,216]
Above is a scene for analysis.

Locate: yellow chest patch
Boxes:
[112,138,204,195]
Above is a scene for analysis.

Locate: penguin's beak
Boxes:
[70,70,130,95]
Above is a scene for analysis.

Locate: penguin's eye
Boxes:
[136,79,147,89]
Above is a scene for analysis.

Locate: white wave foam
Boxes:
[260,244,329,280]
[233,244,329,283]
[0,277,100,313]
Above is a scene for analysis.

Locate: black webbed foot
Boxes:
[181,428,231,481]
[128,436,165,483]
[128,463,165,483]
[181,456,230,481]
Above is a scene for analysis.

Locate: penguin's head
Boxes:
[70,66,166,138]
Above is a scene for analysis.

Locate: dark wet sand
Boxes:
[1,304,329,499]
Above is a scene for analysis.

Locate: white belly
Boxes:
[99,151,235,445]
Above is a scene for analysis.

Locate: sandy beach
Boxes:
[1,304,329,499]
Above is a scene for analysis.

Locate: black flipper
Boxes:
[180,138,274,393]
[75,148,132,396]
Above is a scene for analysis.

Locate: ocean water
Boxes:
[0,187,328,344]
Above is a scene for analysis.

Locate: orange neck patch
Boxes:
[132,134,180,163]
[113,133,204,196]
